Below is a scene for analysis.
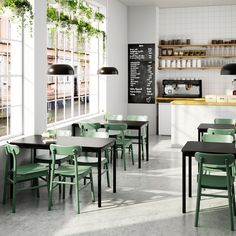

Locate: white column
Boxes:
[24,0,47,135]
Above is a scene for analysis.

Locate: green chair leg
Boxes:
[2,159,9,204]
[63,177,66,199]
[232,185,236,216]
[141,140,144,160]
[131,145,134,165]
[123,146,126,171]
[75,175,80,214]
[105,163,110,187]
[228,187,234,231]
[70,177,73,195]
[194,182,202,227]
[90,172,95,202]
[36,178,40,198]
[12,183,16,213]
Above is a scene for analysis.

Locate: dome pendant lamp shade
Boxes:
[221,63,236,75]
[47,64,74,75]
[97,67,118,75]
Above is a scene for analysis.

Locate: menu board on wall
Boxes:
[128,43,155,104]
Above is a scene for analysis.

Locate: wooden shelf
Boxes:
[158,67,222,70]
[159,55,236,59]
[159,44,236,48]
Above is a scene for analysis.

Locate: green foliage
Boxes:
[0,0,33,31]
[47,0,106,49]
[95,12,105,22]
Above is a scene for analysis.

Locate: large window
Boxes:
[47,2,105,125]
[0,16,23,139]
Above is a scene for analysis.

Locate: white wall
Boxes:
[159,5,236,96]
[127,6,159,134]
[106,0,128,117]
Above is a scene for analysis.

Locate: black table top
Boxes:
[198,123,235,132]
[182,141,236,155]
[10,135,116,151]
[72,120,148,129]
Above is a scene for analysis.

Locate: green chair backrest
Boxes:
[207,128,235,140]
[104,123,127,142]
[214,118,234,124]
[50,144,81,166]
[195,152,234,167]
[202,133,234,143]
[80,130,109,139]
[5,143,20,174]
[107,114,123,121]
[127,115,148,121]
[79,122,101,135]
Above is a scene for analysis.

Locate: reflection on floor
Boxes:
[0,135,234,236]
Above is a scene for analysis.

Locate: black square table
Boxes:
[197,123,235,141]
[72,120,149,168]
[181,141,236,213]
[10,135,116,208]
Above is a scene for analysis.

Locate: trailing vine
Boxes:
[0,0,106,49]
[48,0,106,50]
[0,0,33,31]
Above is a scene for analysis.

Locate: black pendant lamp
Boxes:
[221,63,236,75]
[97,67,118,75]
[47,64,74,75]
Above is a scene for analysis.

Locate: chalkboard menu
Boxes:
[128,44,155,104]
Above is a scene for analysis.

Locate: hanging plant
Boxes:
[47,0,106,50]
[0,0,33,31]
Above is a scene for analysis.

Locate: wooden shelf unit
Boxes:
[159,44,236,48]
[158,67,222,70]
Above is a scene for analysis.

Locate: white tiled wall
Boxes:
[158,5,236,96]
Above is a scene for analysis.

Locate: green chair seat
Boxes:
[77,156,108,165]
[35,154,71,164]
[55,164,92,177]
[16,163,49,175]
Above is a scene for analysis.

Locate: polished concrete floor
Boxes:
[0,135,235,236]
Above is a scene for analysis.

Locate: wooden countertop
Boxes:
[156,97,236,106]
[171,100,236,106]
[156,97,205,101]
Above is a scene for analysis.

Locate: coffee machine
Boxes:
[162,79,202,98]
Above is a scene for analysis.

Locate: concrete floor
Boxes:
[0,135,235,236]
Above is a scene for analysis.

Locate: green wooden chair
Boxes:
[79,122,101,134]
[105,123,134,171]
[194,152,236,231]
[77,130,110,187]
[202,133,234,143]
[48,144,95,214]
[202,133,235,174]
[106,114,123,121]
[3,143,49,213]
[126,115,148,160]
[207,128,235,141]
[214,118,234,125]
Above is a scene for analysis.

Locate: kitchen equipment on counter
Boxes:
[162,79,202,98]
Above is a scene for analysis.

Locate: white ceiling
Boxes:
[119,0,236,8]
